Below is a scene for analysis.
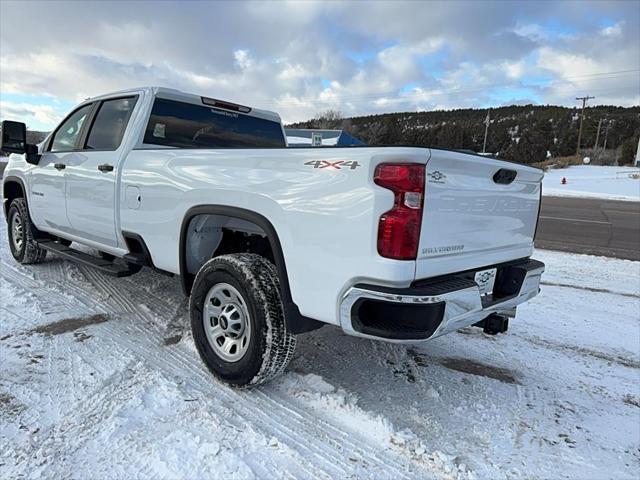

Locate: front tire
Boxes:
[189,253,296,387]
[7,198,47,264]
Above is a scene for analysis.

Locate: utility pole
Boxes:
[482,109,490,154]
[575,95,595,155]
[593,117,603,160]
[603,121,610,150]
[594,118,602,149]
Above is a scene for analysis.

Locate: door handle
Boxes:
[98,164,114,173]
[54,163,66,170]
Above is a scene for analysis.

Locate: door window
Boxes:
[49,104,93,152]
[85,97,138,150]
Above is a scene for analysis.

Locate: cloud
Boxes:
[0,0,637,129]
[0,100,62,129]
[600,21,623,37]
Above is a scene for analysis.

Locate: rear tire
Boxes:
[189,253,296,387]
[7,198,47,265]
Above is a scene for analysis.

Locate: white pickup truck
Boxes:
[2,87,545,387]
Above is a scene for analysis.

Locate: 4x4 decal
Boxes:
[304,160,361,170]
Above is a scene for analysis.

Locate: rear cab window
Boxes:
[143,98,285,148]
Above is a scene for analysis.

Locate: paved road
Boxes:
[536,196,640,261]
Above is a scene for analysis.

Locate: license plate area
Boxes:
[474,268,497,296]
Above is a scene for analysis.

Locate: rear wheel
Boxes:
[7,198,47,264]
[189,253,296,387]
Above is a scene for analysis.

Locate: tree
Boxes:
[554,128,578,157]
[361,122,388,145]
[312,110,343,129]
[619,136,638,166]
[508,130,548,165]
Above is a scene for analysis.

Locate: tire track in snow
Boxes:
[77,264,177,321]
[77,270,424,478]
[540,281,640,299]
[91,318,340,479]
[4,259,424,479]
[107,318,419,479]
[1,265,89,319]
[25,362,154,478]
[77,265,155,318]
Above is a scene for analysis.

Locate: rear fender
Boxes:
[179,205,323,334]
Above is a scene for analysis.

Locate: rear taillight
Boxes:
[374,163,425,260]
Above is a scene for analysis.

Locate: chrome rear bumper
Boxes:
[339,259,544,343]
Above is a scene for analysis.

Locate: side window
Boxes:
[49,104,93,152]
[85,97,137,150]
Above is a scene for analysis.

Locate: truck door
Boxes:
[30,103,95,233]
[65,96,138,247]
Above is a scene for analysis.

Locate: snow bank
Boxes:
[542,165,640,201]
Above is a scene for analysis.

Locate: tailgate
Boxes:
[415,150,543,280]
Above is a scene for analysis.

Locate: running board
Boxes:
[37,240,142,277]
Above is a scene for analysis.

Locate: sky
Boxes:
[0,0,638,130]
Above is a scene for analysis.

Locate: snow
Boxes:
[1,224,639,478]
[543,165,640,201]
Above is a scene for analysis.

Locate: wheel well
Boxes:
[179,206,324,335]
[183,213,274,280]
[3,179,25,219]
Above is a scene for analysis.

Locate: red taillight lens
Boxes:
[374,163,425,260]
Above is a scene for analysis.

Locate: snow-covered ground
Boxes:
[543,165,640,201]
[1,229,639,479]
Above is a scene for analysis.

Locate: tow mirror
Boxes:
[1,120,40,164]
[1,120,27,154]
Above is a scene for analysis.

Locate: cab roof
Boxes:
[86,86,282,124]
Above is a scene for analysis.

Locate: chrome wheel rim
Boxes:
[203,282,251,362]
[11,211,24,251]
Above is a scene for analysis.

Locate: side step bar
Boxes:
[37,240,142,278]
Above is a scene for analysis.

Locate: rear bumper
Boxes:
[339,258,544,343]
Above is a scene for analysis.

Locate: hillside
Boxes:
[289,105,640,166]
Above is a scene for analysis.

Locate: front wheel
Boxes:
[7,198,47,264]
[189,253,296,387]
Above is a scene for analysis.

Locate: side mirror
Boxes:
[1,120,40,165]
[1,120,27,154]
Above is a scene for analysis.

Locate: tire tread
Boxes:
[8,198,47,264]
[190,253,296,387]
